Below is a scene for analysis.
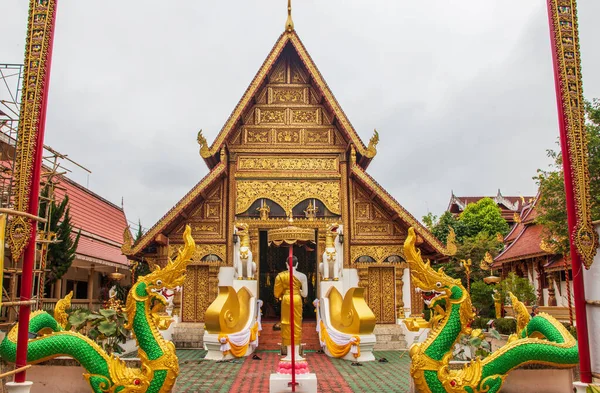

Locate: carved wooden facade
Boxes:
[126,30,448,324]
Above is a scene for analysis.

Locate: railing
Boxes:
[42,298,103,312]
[504,305,572,323]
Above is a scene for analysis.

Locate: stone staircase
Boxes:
[173,323,204,349]
[373,324,408,350]
[259,321,321,351]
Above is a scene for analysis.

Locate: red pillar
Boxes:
[546,0,592,383]
[14,0,58,383]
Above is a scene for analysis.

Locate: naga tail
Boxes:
[479,297,578,392]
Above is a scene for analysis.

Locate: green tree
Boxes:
[135,219,143,242]
[424,211,465,244]
[535,99,600,255]
[39,187,81,285]
[454,232,504,285]
[459,198,509,239]
[499,272,537,306]
[470,280,496,318]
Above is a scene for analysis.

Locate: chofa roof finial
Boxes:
[285,0,294,32]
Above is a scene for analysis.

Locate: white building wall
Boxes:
[583,222,600,375]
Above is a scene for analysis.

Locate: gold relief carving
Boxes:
[269,60,286,83]
[8,0,57,261]
[548,0,599,267]
[305,129,330,144]
[357,223,388,234]
[182,265,210,322]
[206,204,219,218]
[292,109,318,124]
[272,88,304,103]
[350,245,404,264]
[236,180,340,215]
[368,268,381,322]
[276,129,300,143]
[246,129,269,143]
[381,267,396,322]
[169,244,226,264]
[258,109,285,124]
[355,203,370,219]
[237,157,337,172]
[194,224,217,232]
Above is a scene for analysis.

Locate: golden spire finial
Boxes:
[285,0,294,32]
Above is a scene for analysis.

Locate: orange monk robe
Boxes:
[274,270,303,346]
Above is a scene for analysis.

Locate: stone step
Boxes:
[373,324,408,350]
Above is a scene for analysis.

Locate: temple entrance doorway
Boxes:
[258,230,317,321]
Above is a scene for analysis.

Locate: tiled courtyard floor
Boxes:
[175,349,411,393]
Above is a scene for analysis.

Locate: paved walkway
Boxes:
[175,350,411,393]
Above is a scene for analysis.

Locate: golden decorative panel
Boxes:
[350,245,405,264]
[236,180,340,215]
[366,267,396,323]
[305,129,331,144]
[237,157,338,172]
[246,129,270,143]
[194,224,218,233]
[357,223,389,234]
[182,265,210,322]
[8,0,57,260]
[548,0,598,267]
[276,129,300,143]
[169,244,226,264]
[256,109,285,124]
[270,87,306,104]
[291,109,319,124]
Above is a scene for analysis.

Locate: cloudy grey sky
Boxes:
[2,1,600,233]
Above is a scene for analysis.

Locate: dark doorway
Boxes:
[259,230,317,321]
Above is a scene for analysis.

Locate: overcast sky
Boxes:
[2,1,600,233]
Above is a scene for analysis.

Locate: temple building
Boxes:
[123,17,455,334]
[492,194,573,312]
[447,190,534,228]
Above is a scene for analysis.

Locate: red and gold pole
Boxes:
[7,0,58,383]
[546,0,598,384]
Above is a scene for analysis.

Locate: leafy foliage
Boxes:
[470,280,496,318]
[132,261,151,282]
[39,186,81,285]
[67,307,129,354]
[499,272,537,306]
[423,211,464,244]
[460,198,509,239]
[492,318,517,335]
[135,219,144,242]
[535,98,600,255]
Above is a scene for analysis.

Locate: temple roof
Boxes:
[447,190,534,226]
[350,164,452,258]
[53,174,129,266]
[126,160,227,256]
[200,30,377,169]
[493,194,552,266]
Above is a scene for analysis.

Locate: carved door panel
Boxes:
[367,267,396,323]
[182,266,210,322]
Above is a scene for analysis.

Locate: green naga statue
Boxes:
[0,225,195,393]
[404,227,578,393]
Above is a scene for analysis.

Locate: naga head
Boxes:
[136,225,195,306]
[404,228,471,316]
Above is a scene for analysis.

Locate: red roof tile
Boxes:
[495,224,548,263]
[76,235,128,266]
[54,176,127,245]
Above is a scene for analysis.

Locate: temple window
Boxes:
[356,256,376,263]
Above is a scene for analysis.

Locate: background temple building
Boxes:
[492,194,573,311]
[123,28,455,341]
[447,190,534,228]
